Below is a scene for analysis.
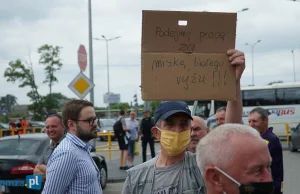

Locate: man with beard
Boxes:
[42,100,102,194]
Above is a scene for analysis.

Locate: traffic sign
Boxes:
[68,72,95,99]
[78,44,87,71]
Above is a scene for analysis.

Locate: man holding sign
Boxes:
[122,48,245,194]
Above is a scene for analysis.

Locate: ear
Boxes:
[151,127,161,140]
[67,120,75,131]
[206,127,210,134]
[206,166,224,193]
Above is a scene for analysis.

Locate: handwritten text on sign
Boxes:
[155,27,227,52]
[143,53,235,91]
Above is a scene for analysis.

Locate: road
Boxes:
[101,148,300,194]
[95,138,161,161]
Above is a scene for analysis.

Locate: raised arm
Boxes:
[225,49,245,124]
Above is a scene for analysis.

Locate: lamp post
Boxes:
[88,0,94,104]
[245,40,261,86]
[292,50,296,82]
[94,36,121,118]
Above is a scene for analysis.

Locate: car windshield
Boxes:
[0,123,9,129]
[31,121,45,126]
[0,139,42,155]
[100,119,115,127]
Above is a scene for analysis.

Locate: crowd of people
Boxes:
[31,49,283,194]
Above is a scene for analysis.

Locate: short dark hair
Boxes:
[216,106,226,113]
[62,100,94,129]
[249,107,269,120]
[46,114,63,124]
[119,110,125,116]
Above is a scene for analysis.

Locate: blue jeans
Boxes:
[128,140,135,157]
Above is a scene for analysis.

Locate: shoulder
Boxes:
[126,156,157,180]
[51,138,76,159]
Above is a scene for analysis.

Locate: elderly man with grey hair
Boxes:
[196,123,275,194]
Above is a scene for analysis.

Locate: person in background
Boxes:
[139,110,156,162]
[187,116,210,153]
[248,107,284,194]
[116,110,130,170]
[215,106,226,126]
[125,111,140,168]
[33,114,65,181]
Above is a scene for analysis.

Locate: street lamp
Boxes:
[94,35,121,118]
[292,50,296,82]
[245,40,261,86]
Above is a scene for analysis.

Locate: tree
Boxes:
[38,44,63,110]
[0,94,18,113]
[4,59,43,120]
[151,101,161,117]
[110,102,130,110]
[42,92,71,111]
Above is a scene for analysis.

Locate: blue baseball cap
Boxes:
[154,101,193,124]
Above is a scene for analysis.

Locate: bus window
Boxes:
[277,88,300,105]
[243,89,276,106]
[194,100,211,119]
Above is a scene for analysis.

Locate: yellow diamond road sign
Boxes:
[68,72,95,99]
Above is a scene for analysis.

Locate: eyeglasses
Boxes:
[74,117,100,127]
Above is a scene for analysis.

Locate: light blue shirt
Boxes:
[42,133,102,194]
[125,119,139,140]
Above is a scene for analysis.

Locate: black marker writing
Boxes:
[156,27,191,42]
[199,31,226,42]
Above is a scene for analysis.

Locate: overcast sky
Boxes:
[0,0,300,107]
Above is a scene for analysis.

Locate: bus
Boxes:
[192,82,300,139]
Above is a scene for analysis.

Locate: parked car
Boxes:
[0,133,108,193]
[30,121,46,133]
[289,123,300,152]
[99,119,117,141]
[0,123,9,130]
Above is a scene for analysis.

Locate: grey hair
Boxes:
[249,107,269,120]
[196,123,261,179]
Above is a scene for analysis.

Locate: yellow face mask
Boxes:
[157,127,190,157]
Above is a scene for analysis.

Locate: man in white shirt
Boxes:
[125,111,140,168]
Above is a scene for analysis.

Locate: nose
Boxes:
[249,121,254,127]
[190,128,197,136]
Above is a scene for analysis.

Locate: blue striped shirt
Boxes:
[42,133,102,194]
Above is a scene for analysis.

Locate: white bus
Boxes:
[191,82,300,139]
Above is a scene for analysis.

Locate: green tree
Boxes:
[42,92,71,111]
[150,101,161,117]
[38,44,63,110]
[110,102,130,110]
[0,94,18,113]
[4,59,43,120]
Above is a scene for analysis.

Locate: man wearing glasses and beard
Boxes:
[42,100,102,194]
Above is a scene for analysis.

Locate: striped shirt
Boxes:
[42,133,102,194]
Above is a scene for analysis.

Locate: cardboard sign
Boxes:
[141,10,237,101]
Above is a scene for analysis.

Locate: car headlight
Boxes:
[103,130,107,133]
